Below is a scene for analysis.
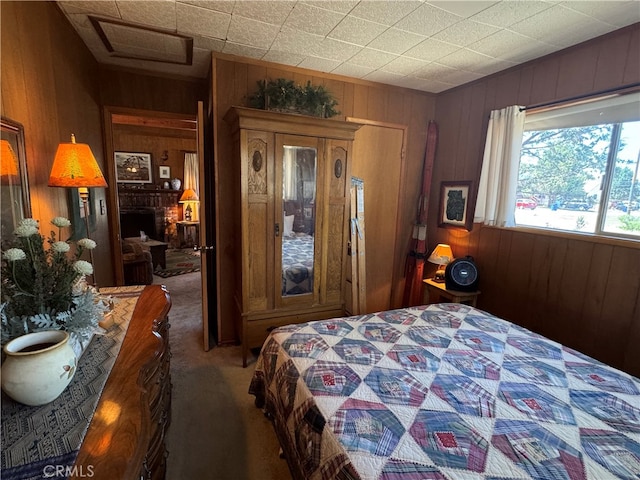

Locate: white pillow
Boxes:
[283,214,295,237]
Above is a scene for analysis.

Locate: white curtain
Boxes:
[474,105,525,227]
[183,152,199,195]
[283,148,297,200]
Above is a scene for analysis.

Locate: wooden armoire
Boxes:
[224,107,362,366]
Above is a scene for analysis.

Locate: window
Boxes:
[514,92,640,240]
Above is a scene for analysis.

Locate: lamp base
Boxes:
[433,269,446,283]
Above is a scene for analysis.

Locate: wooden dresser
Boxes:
[72,285,172,479]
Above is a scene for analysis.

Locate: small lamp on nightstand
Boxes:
[179,188,199,222]
[427,244,453,283]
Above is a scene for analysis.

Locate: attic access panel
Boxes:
[89,16,193,66]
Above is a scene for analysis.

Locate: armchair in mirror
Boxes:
[1,117,31,248]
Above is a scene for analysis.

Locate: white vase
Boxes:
[171,178,181,190]
[1,330,77,406]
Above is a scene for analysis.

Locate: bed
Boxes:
[282,234,314,295]
[249,303,640,480]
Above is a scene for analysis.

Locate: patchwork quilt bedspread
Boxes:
[249,303,640,480]
[282,235,314,295]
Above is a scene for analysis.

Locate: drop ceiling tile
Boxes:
[116,1,177,31]
[271,27,323,56]
[328,15,388,46]
[470,0,553,28]
[436,47,496,71]
[227,15,280,48]
[232,1,294,26]
[394,3,462,37]
[381,56,429,76]
[470,57,517,76]
[298,56,342,72]
[510,4,614,47]
[437,68,484,85]
[363,69,406,85]
[58,1,120,18]
[302,1,359,15]
[412,62,458,80]
[192,47,214,65]
[401,75,452,92]
[222,42,267,60]
[317,37,363,62]
[427,1,498,18]
[348,48,398,69]
[177,0,236,15]
[367,28,425,55]
[176,3,231,39]
[262,50,307,66]
[193,35,225,52]
[349,1,423,25]
[431,19,499,47]
[467,29,551,61]
[404,38,459,62]
[561,1,640,27]
[331,62,376,78]
[284,3,345,36]
[422,79,456,93]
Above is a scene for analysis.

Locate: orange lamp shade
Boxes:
[179,188,199,203]
[48,134,107,188]
[1,139,19,178]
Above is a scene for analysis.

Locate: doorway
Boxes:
[103,105,217,348]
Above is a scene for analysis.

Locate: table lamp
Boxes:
[48,134,107,282]
[179,188,199,222]
[427,244,453,283]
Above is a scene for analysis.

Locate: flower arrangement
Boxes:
[1,217,109,353]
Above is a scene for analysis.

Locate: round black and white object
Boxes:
[444,256,479,292]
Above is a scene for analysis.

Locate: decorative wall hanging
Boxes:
[115,152,152,183]
[438,181,473,231]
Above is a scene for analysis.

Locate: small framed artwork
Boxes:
[115,152,152,183]
[159,166,171,179]
[438,181,473,231]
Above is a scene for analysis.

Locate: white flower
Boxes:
[18,218,39,228]
[3,248,26,261]
[51,217,71,228]
[52,241,71,253]
[73,260,94,276]
[77,238,97,250]
[14,224,38,237]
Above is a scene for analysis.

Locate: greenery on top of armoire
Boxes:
[248,78,340,118]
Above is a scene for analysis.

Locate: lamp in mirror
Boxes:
[1,140,19,180]
[427,244,454,283]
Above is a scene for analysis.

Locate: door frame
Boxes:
[102,106,198,285]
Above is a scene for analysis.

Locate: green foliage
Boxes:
[1,218,106,345]
[619,214,640,232]
[519,125,612,201]
[248,78,340,118]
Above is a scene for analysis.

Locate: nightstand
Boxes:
[423,278,480,307]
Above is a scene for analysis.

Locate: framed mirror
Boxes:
[1,117,31,247]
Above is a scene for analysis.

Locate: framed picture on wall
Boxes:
[159,166,171,179]
[438,180,473,231]
[115,152,152,183]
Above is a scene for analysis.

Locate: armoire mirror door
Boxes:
[275,134,324,308]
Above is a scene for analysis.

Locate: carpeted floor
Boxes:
[153,273,291,480]
[154,249,201,278]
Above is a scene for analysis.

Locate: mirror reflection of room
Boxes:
[1,119,29,248]
[281,146,316,297]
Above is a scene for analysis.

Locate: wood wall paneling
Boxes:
[1,1,113,285]
[433,24,640,376]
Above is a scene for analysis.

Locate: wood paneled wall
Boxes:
[431,24,640,376]
[0,1,113,285]
[211,54,436,344]
[112,126,197,190]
